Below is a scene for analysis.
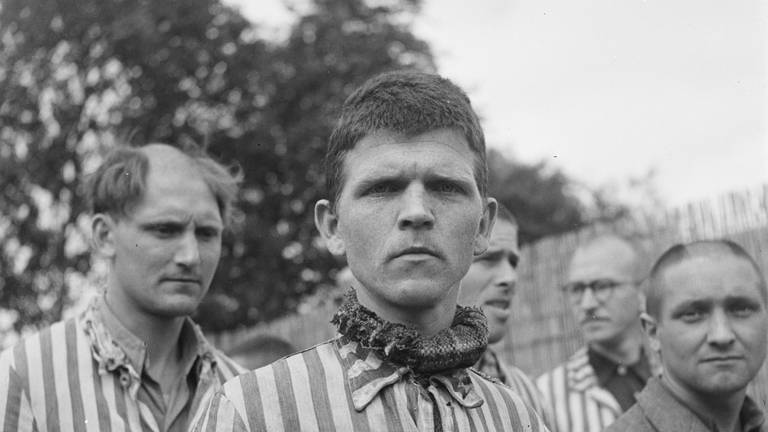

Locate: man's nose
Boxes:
[579,287,599,310]
[175,230,201,267]
[707,309,736,347]
[495,259,518,288]
[397,185,435,229]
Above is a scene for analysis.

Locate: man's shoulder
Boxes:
[468,368,549,429]
[468,367,530,403]
[207,345,248,378]
[535,346,589,388]
[0,318,83,390]
[535,359,568,386]
[503,361,537,385]
[604,403,651,432]
[219,339,339,395]
[0,317,81,372]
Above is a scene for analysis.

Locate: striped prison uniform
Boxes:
[535,347,621,432]
[475,348,553,428]
[193,336,551,432]
[0,298,244,432]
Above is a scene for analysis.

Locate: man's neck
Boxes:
[589,326,643,365]
[662,374,746,432]
[104,290,186,381]
[355,287,457,337]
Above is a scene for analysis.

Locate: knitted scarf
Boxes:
[331,288,488,374]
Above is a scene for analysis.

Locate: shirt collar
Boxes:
[82,296,217,390]
[474,348,507,384]
[587,346,650,387]
[337,338,483,411]
[639,377,765,432]
[95,296,148,372]
[740,394,766,432]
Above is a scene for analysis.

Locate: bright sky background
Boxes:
[227,0,767,208]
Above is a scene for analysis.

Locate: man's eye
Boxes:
[592,280,619,292]
[730,304,758,318]
[475,254,495,264]
[149,224,181,236]
[434,181,461,193]
[563,282,586,295]
[197,227,221,240]
[366,183,396,195]
[679,310,704,322]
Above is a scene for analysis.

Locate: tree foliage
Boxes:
[0,0,615,336]
[0,0,434,333]
[488,149,586,245]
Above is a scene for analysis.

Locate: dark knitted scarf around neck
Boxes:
[331,288,488,374]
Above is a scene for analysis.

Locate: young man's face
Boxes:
[316,128,495,322]
[565,239,642,348]
[459,219,519,344]
[649,255,768,398]
[96,147,224,320]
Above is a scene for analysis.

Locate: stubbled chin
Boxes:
[484,305,511,321]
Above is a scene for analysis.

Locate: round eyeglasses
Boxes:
[561,279,635,304]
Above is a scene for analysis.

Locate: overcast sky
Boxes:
[228,0,767,208]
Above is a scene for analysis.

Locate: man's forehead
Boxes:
[126,145,221,221]
[568,238,637,279]
[661,255,762,297]
[490,220,518,253]
[343,130,477,180]
[141,143,195,171]
[351,129,473,156]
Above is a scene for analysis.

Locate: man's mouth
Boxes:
[394,246,440,259]
[484,298,511,310]
[163,277,201,284]
[582,315,608,324]
[701,355,744,363]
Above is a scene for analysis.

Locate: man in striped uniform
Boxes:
[536,235,655,432]
[193,71,550,431]
[0,144,245,431]
[458,204,552,426]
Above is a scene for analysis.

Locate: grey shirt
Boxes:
[606,377,766,432]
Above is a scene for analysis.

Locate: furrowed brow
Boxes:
[724,295,763,308]
[427,172,475,190]
[670,299,711,315]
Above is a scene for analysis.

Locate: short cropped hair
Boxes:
[646,239,768,319]
[85,144,242,230]
[324,70,487,207]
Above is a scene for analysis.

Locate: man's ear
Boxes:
[314,199,346,256]
[91,213,117,258]
[641,312,661,353]
[473,197,498,256]
[636,287,647,315]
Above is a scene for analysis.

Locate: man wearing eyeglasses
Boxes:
[536,234,655,432]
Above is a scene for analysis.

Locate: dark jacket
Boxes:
[606,377,766,432]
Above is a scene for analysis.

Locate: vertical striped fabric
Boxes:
[0,312,244,432]
[193,337,551,432]
[475,348,553,428]
[535,347,622,432]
